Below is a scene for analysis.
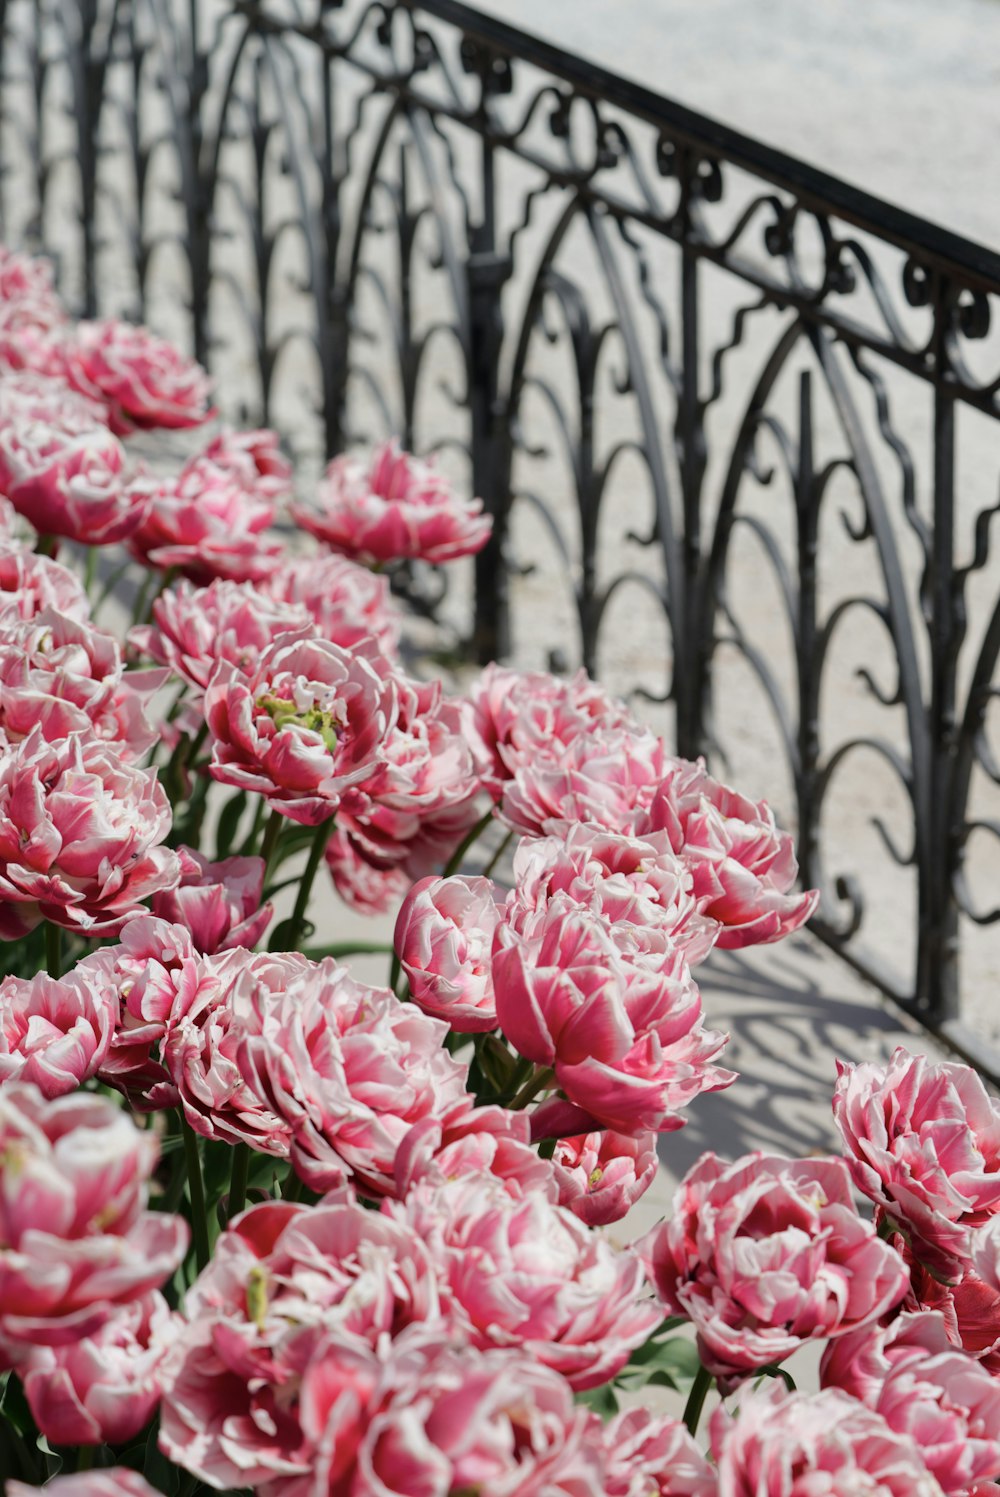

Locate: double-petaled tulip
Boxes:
[833,1047,1000,1282]
[0,419,140,546]
[205,633,398,825]
[0,727,179,940]
[399,1174,660,1389]
[130,577,313,693]
[553,1128,658,1227]
[0,969,116,1097]
[236,958,470,1196]
[21,1291,178,1447]
[821,1310,1000,1494]
[301,1332,606,1497]
[597,1408,718,1497]
[0,542,89,623]
[0,1084,187,1356]
[323,828,410,914]
[392,1104,555,1202]
[0,246,67,375]
[264,551,402,657]
[710,1384,942,1497]
[291,438,492,566]
[127,462,283,584]
[393,873,503,1031]
[641,758,818,946]
[158,1195,440,1490]
[0,609,158,759]
[466,662,639,799]
[8,1474,161,1497]
[640,1151,909,1386]
[493,895,733,1135]
[61,318,213,434]
[500,723,675,838]
[193,426,291,503]
[151,846,271,954]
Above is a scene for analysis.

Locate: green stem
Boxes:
[240,795,267,856]
[83,545,97,599]
[181,1118,211,1273]
[683,1364,714,1437]
[228,1142,250,1221]
[45,923,63,979]
[93,557,133,621]
[287,820,334,950]
[482,829,514,880]
[35,533,56,558]
[131,571,155,628]
[281,1166,304,1202]
[509,1065,555,1110]
[441,809,495,878]
[389,950,402,996]
[259,808,285,881]
[76,1446,95,1474]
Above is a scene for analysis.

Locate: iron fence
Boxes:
[3,0,1000,1069]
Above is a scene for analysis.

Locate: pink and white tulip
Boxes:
[0,727,179,939]
[833,1047,1000,1281]
[151,846,271,954]
[291,439,492,566]
[553,1128,658,1226]
[0,969,116,1096]
[598,1408,718,1497]
[264,550,402,657]
[640,1151,909,1386]
[0,1084,187,1356]
[61,319,213,434]
[394,874,503,1031]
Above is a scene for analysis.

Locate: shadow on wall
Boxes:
[657,936,917,1189]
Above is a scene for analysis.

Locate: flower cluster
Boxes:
[6,245,992,1497]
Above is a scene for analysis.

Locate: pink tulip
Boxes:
[640,1151,909,1386]
[205,633,398,825]
[331,669,486,882]
[833,1047,1000,1281]
[393,1104,556,1202]
[0,542,89,623]
[0,968,116,1096]
[291,438,492,566]
[194,425,291,503]
[61,318,213,434]
[599,1408,717,1497]
[0,1084,187,1356]
[162,949,300,1154]
[0,420,143,545]
[553,1128,658,1226]
[151,846,271,953]
[131,577,313,692]
[264,551,402,657]
[493,895,733,1135]
[500,723,675,838]
[506,823,720,964]
[893,1227,1000,1375]
[324,828,410,914]
[236,957,470,1196]
[158,1195,441,1491]
[21,1291,178,1447]
[399,1174,660,1389]
[394,874,502,1031]
[820,1310,1000,1494]
[0,726,179,939]
[127,461,283,583]
[710,1383,942,1497]
[8,1474,161,1497]
[0,369,107,438]
[466,662,640,798]
[0,247,67,375]
[303,1333,604,1497]
[0,609,158,758]
[641,759,818,947]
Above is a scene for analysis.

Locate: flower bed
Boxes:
[0,246,996,1496]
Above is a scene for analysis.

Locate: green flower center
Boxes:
[257,694,339,753]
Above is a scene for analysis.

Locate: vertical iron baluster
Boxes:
[794,370,821,894]
[919,275,961,1022]
[675,144,705,760]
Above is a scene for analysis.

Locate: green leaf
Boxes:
[142,1417,181,1495]
[215,791,248,858]
[302,941,395,961]
[620,1331,701,1392]
[575,1382,619,1420]
[755,1363,797,1391]
[478,1036,518,1092]
[0,1370,35,1438]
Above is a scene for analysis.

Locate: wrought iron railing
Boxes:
[3,0,1000,1070]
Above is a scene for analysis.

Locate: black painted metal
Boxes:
[2,0,1000,1062]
